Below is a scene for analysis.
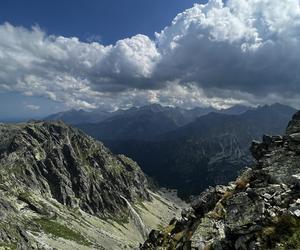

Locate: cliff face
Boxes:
[142,111,300,249]
[0,121,183,249]
[0,121,149,216]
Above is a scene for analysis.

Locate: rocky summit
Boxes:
[0,121,184,249]
[141,110,300,249]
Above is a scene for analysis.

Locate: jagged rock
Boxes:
[292,209,300,217]
[0,121,185,249]
[148,230,161,243]
[288,133,300,153]
[0,121,166,248]
[250,140,267,160]
[141,110,300,250]
[225,193,264,232]
[292,174,300,186]
[0,121,150,217]
[286,110,300,135]
[191,186,226,217]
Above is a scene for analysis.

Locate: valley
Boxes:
[52,103,296,197]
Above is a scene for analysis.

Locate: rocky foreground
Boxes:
[0,121,184,249]
[142,111,300,249]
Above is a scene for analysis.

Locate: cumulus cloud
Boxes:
[0,0,300,110]
[155,0,300,97]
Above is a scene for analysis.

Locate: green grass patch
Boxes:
[33,218,92,246]
[113,214,129,228]
[0,242,17,250]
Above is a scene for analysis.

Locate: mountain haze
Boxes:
[46,104,253,141]
[44,109,113,125]
[64,104,217,141]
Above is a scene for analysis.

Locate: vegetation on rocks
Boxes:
[32,218,92,246]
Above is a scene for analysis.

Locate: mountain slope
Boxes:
[78,105,181,141]
[77,104,217,141]
[0,121,184,249]
[142,110,300,249]
[162,103,295,140]
[107,104,296,197]
[46,104,253,141]
[46,104,217,130]
[218,104,253,115]
[44,109,113,124]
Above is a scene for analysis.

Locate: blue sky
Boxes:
[0,0,201,44]
[0,92,62,121]
[0,0,299,120]
[0,0,202,120]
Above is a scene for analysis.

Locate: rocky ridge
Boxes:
[0,121,183,249]
[141,110,300,249]
[0,120,149,216]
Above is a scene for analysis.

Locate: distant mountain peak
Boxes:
[219,104,253,115]
[140,103,165,112]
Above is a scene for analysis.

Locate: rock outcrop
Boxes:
[141,110,300,249]
[0,121,183,249]
[0,121,149,216]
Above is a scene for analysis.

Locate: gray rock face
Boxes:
[0,121,153,248]
[141,110,300,250]
[286,110,300,134]
[287,112,300,153]
[0,121,150,216]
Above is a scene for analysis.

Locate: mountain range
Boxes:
[103,104,296,197]
[77,104,255,141]
[1,106,300,249]
[50,103,293,197]
[46,104,218,140]
[44,103,297,197]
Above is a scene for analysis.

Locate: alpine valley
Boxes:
[2,0,300,249]
[0,103,298,250]
[0,121,186,249]
[49,103,296,197]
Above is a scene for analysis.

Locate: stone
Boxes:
[262,193,272,200]
[293,209,300,217]
[292,174,300,186]
[289,133,300,141]
[148,230,160,243]
[263,135,273,145]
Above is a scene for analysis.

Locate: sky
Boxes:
[0,0,300,119]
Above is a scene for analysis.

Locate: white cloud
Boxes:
[154,0,300,97]
[0,0,300,110]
